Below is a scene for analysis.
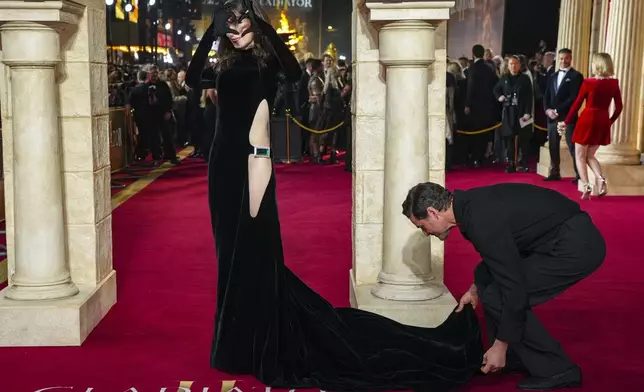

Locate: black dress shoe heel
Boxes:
[517,365,582,390]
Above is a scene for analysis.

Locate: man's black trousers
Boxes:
[474,212,605,377]
[548,121,580,179]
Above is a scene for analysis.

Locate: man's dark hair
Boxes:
[402,182,453,219]
[137,70,148,82]
[305,57,315,65]
[472,44,485,59]
[311,58,323,70]
[558,48,572,55]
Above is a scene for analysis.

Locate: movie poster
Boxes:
[447,0,506,59]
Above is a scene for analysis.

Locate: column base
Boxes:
[371,271,443,301]
[0,270,116,346]
[577,163,644,195]
[537,145,577,178]
[350,270,457,328]
[4,279,79,301]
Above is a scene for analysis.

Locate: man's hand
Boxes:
[521,114,531,121]
[545,108,558,120]
[456,283,478,312]
[164,112,172,121]
[498,96,505,103]
[481,340,508,374]
[464,106,471,115]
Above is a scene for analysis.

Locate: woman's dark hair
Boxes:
[402,182,453,219]
[216,0,273,72]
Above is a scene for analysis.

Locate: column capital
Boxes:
[0,22,61,64]
[377,20,436,67]
[366,1,454,22]
[0,0,85,25]
[366,1,452,67]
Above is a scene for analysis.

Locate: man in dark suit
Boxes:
[402,182,605,390]
[297,58,314,155]
[543,48,584,182]
[536,51,556,94]
[464,44,499,167]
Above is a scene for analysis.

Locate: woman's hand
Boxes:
[557,121,566,135]
[557,122,567,136]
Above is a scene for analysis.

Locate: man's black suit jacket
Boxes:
[542,67,584,123]
[453,183,583,343]
[465,59,498,112]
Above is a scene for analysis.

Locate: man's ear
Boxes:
[426,207,437,219]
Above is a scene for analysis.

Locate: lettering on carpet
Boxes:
[33,381,329,392]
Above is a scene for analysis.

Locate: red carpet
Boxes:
[0,161,642,392]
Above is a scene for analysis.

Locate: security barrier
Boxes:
[109,107,135,173]
[271,115,303,163]
[271,109,346,163]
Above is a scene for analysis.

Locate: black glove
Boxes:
[212,1,236,37]
[244,0,271,34]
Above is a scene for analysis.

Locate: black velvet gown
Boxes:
[187,21,484,392]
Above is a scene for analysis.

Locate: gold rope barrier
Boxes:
[455,122,549,135]
[286,112,345,134]
[456,123,501,135]
[534,124,548,131]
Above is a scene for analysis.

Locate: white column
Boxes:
[557,0,593,76]
[596,0,644,165]
[539,0,592,174]
[370,21,442,301]
[589,0,610,68]
[0,22,78,301]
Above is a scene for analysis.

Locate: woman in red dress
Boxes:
[558,52,623,199]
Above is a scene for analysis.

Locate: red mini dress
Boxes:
[565,78,623,146]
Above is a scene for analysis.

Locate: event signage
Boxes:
[259,0,313,7]
[202,0,313,9]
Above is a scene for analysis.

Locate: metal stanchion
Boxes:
[285,110,291,164]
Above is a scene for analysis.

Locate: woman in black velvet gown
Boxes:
[185,1,484,391]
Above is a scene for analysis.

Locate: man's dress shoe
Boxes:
[517,365,582,390]
[543,174,561,181]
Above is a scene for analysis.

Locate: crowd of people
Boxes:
[109,51,352,169]
[444,43,622,198]
[295,54,352,165]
